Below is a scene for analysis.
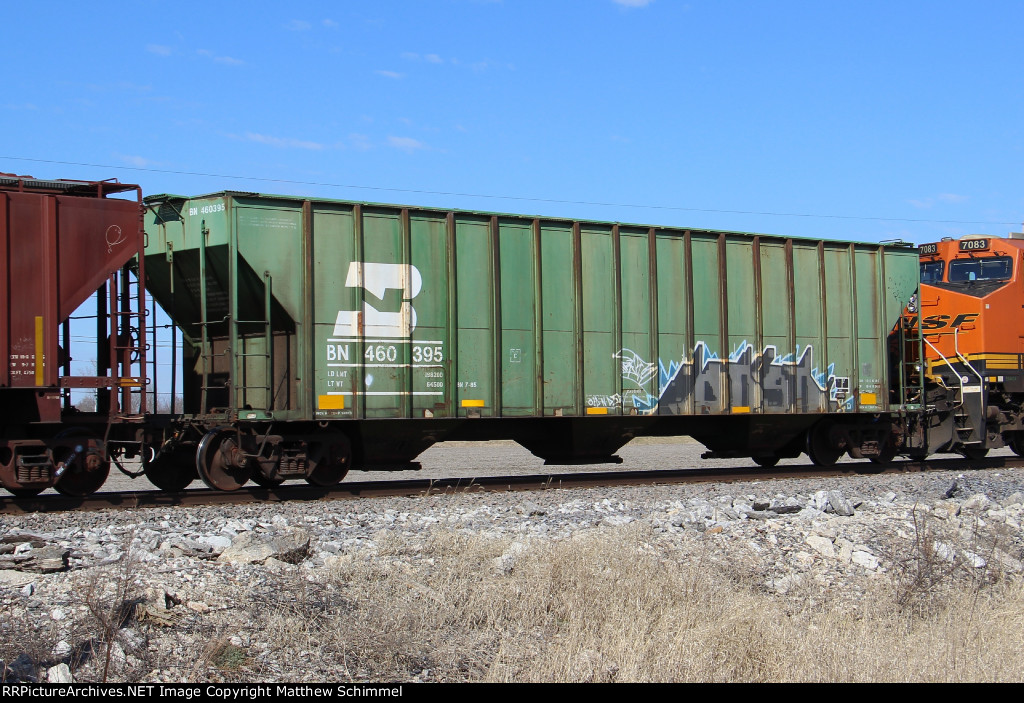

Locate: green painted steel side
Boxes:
[143,192,919,422]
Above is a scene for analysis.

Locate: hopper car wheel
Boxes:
[959,445,989,461]
[752,455,779,468]
[1010,434,1024,457]
[868,438,899,469]
[806,423,842,467]
[305,436,352,487]
[196,429,252,492]
[53,429,110,497]
[145,447,198,493]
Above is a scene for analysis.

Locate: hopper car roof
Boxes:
[0,173,138,197]
[143,189,917,249]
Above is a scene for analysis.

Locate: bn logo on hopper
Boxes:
[334,262,423,337]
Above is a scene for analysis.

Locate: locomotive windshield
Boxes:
[947,256,1012,283]
[920,260,944,283]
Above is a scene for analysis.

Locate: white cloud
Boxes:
[242,132,324,150]
[323,19,338,28]
[388,136,426,153]
[349,133,372,151]
[197,49,244,66]
[375,70,403,79]
[613,0,654,6]
[116,154,156,168]
[287,19,312,31]
[146,44,172,56]
[401,52,444,64]
[909,193,969,209]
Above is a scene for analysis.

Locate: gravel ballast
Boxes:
[2,439,1023,683]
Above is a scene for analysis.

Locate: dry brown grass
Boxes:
[4,519,1023,682]
[241,525,1024,682]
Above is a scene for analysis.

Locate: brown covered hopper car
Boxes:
[0,174,148,496]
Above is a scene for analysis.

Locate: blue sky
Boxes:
[2,0,1023,244]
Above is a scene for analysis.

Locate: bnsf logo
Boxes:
[920,313,980,330]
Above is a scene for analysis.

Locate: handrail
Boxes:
[953,327,985,387]
[921,334,964,410]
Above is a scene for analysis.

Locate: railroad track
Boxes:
[2,455,1022,514]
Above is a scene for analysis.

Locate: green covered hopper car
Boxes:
[141,191,919,490]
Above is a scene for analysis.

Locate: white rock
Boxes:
[932,541,956,563]
[813,525,838,540]
[772,574,803,594]
[196,535,232,552]
[962,494,992,512]
[0,570,37,588]
[805,535,836,558]
[47,663,73,684]
[827,491,855,517]
[963,550,987,569]
[851,550,879,571]
[218,527,310,565]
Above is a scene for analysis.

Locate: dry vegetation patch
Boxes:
[224,526,1024,682]
[4,513,1023,683]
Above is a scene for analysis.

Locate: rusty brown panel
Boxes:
[7,193,51,388]
[43,196,59,388]
[55,195,141,321]
[0,193,9,387]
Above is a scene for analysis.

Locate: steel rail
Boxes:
[2,455,1023,515]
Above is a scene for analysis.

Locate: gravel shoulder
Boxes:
[3,439,1024,682]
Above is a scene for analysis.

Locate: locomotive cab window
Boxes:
[947,256,1012,283]
[919,260,944,283]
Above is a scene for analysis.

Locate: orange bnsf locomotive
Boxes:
[901,232,1024,459]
